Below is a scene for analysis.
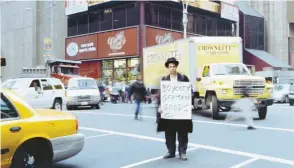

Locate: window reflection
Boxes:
[244,15,264,50]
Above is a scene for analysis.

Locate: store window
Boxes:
[114,59,127,82]
[195,15,207,35]
[100,9,113,31]
[102,60,113,81]
[217,20,226,36]
[171,9,182,31]
[145,3,159,27]
[207,17,217,36]
[77,14,89,35]
[68,17,78,36]
[244,15,265,50]
[187,14,194,33]
[89,11,100,33]
[159,6,171,29]
[113,6,126,29]
[127,58,140,81]
[127,3,140,26]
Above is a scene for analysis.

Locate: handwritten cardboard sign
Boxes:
[160,81,192,120]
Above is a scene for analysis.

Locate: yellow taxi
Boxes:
[1,89,84,168]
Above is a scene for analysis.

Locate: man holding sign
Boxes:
[157,57,193,161]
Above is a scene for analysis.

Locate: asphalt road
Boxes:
[53,102,294,168]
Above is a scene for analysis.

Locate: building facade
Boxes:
[248,0,294,67]
[0,1,67,81]
[65,1,238,83]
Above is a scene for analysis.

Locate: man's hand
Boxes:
[158,106,163,113]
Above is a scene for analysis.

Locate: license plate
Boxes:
[81,102,88,105]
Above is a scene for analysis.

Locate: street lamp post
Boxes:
[182,0,189,39]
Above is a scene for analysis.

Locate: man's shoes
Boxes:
[134,116,138,120]
[163,153,175,159]
[247,126,256,130]
[179,153,188,161]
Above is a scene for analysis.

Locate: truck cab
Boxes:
[195,63,273,119]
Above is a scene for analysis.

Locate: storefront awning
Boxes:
[235,1,263,18]
[246,49,291,68]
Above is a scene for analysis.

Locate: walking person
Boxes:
[157,57,193,161]
[228,86,256,130]
[129,75,147,120]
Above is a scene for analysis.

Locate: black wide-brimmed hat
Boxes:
[165,57,179,68]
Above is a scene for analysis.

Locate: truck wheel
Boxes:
[289,99,294,106]
[285,96,289,103]
[258,107,267,120]
[53,99,62,111]
[210,95,219,120]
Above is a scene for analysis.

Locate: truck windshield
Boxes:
[68,79,97,90]
[211,64,250,76]
[60,67,79,75]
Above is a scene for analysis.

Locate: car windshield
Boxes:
[68,79,97,90]
[275,85,284,91]
[211,64,250,76]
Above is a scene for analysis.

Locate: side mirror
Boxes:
[196,77,201,82]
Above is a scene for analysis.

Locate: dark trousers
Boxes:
[165,129,188,155]
[135,100,141,116]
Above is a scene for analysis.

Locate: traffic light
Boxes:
[1,58,6,66]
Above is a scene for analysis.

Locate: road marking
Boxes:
[85,133,113,139]
[80,127,294,166]
[230,157,260,168]
[73,111,294,133]
[120,147,199,168]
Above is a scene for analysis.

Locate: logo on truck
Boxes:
[107,31,126,52]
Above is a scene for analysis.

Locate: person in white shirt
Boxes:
[228,86,256,130]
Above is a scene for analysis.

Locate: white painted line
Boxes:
[230,157,260,168]
[85,133,113,139]
[73,111,294,133]
[120,147,199,168]
[80,127,294,166]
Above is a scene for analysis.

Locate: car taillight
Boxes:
[76,119,79,132]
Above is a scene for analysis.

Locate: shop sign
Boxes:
[43,37,51,57]
[65,34,98,60]
[98,27,138,58]
[107,31,126,53]
[155,32,174,45]
[146,27,183,47]
[221,2,239,22]
[87,0,110,6]
[65,0,88,16]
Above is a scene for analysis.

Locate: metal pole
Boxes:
[50,0,55,60]
[182,1,189,39]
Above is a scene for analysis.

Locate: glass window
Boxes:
[195,15,206,35]
[225,22,232,36]
[89,11,100,33]
[1,81,16,89]
[101,9,113,31]
[171,9,182,31]
[40,79,53,90]
[1,93,19,119]
[114,59,126,68]
[217,19,226,36]
[127,3,140,26]
[114,68,127,82]
[51,78,63,90]
[257,32,264,50]
[250,31,257,49]
[102,60,113,69]
[207,17,217,36]
[113,6,126,29]
[102,69,113,79]
[68,79,97,90]
[29,80,41,91]
[187,14,194,33]
[145,3,159,27]
[258,18,264,32]
[77,14,89,35]
[159,6,171,29]
[68,17,78,36]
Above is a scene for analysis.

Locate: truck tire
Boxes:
[289,99,294,106]
[258,107,267,119]
[211,95,219,120]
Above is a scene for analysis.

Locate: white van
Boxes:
[1,77,66,110]
[66,77,101,110]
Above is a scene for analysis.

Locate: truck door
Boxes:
[198,65,211,97]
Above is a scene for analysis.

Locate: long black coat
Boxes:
[157,73,193,133]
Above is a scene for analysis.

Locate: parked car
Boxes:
[1,89,84,168]
[273,84,291,103]
[66,77,101,110]
[289,85,294,106]
[1,77,66,110]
